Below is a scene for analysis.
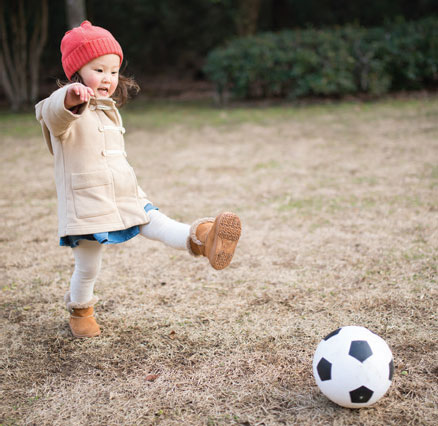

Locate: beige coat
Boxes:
[35,85,150,237]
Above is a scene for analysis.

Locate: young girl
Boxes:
[35,21,241,339]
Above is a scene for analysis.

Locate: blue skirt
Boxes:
[60,203,158,248]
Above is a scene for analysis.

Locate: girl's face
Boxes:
[78,54,120,98]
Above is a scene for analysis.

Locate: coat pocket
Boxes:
[71,170,116,219]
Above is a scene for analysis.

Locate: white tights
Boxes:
[69,210,190,304]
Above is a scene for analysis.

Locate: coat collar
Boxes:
[89,97,117,111]
[89,97,116,107]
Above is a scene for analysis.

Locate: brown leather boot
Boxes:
[69,307,101,338]
[65,292,101,338]
[188,212,241,270]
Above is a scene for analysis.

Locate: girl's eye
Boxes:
[95,69,103,73]
[112,71,118,75]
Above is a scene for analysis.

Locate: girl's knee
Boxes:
[77,261,101,279]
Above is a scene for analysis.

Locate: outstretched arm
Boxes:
[36,84,94,138]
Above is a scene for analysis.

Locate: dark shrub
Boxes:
[204,17,438,100]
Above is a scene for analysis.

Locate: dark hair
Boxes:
[57,71,140,108]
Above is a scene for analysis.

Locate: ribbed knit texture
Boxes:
[61,21,123,79]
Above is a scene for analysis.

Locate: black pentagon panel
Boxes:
[389,359,394,380]
[317,357,332,381]
[350,386,374,403]
[324,328,341,341]
[349,340,373,362]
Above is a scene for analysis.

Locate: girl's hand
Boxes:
[64,83,95,110]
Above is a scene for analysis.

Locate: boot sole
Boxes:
[71,330,101,338]
[71,329,101,338]
[69,320,101,338]
[209,212,241,270]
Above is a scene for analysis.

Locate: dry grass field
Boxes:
[1,95,437,425]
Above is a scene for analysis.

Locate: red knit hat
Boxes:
[61,21,123,80]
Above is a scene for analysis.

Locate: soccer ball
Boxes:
[312,326,394,408]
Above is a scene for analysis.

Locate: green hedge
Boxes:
[204,18,438,100]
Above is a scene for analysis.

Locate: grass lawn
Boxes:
[1,95,437,425]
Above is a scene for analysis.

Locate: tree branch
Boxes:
[17,0,28,102]
[0,0,20,102]
[30,0,48,103]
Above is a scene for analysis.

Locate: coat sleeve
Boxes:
[35,85,88,138]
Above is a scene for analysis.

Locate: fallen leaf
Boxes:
[145,374,160,382]
[169,330,177,340]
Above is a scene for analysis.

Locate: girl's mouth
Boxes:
[97,88,109,96]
